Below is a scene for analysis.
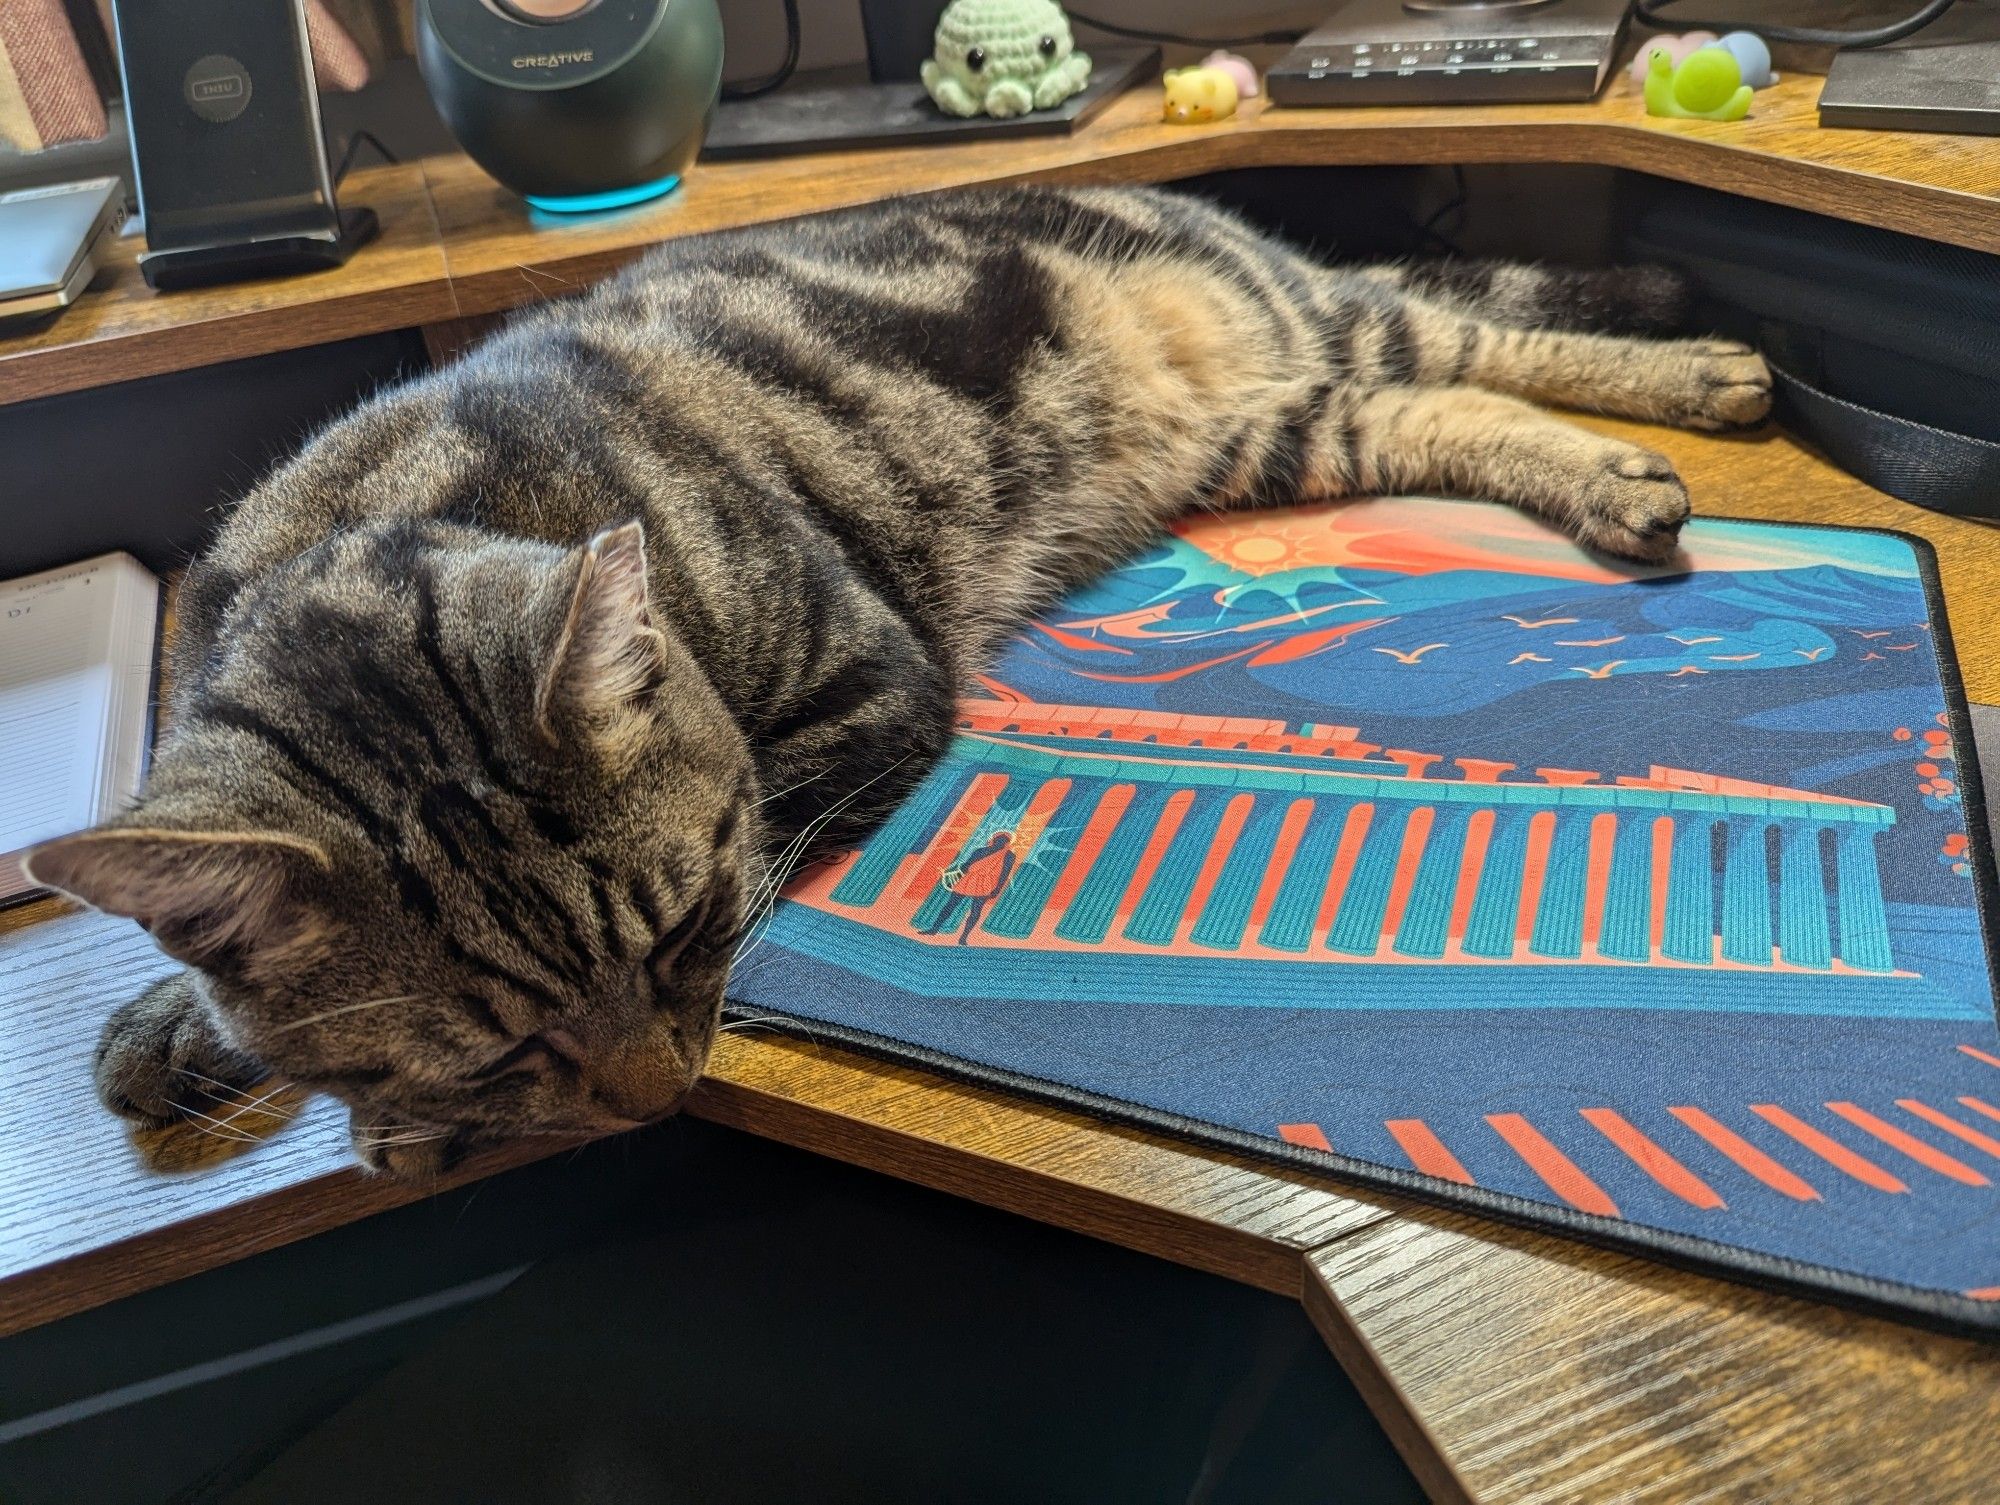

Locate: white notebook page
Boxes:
[0,554,158,900]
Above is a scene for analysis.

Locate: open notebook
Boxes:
[1,553,161,904]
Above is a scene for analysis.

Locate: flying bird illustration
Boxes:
[1569,661,1627,679]
[1708,653,1762,662]
[1503,614,1578,629]
[1508,652,1552,665]
[1668,666,1708,677]
[1792,646,1830,662]
[1555,635,1626,648]
[1885,643,1918,652]
[1852,630,1894,640]
[1862,652,1886,661]
[1373,643,1447,664]
[1666,634,1723,646]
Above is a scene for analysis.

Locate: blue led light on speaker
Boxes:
[523,174,682,215]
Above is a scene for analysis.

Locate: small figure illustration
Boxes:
[921,831,1017,944]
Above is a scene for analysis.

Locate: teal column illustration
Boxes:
[1835,824,1895,973]
[1124,793,1228,946]
[981,782,1097,939]
[1392,803,1474,959]
[1528,809,1593,959]
[1190,796,1292,950]
[1775,821,1833,969]
[1258,800,1353,953]
[1327,801,1416,956]
[1598,812,1654,963]
[1053,785,1171,944]
[832,764,976,906]
[1662,814,1716,964]
[1462,807,1533,960]
[1720,818,1775,966]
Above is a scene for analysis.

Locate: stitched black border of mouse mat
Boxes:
[724,519,2000,1341]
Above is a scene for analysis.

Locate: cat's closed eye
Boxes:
[646,896,711,978]
[465,1032,578,1081]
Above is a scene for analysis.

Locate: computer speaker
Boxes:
[416,0,724,212]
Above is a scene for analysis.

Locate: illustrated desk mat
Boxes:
[729,498,2000,1334]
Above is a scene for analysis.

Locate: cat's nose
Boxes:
[579,1023,694,1125]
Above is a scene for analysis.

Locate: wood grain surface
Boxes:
[5,65,1998,407]
[3,112,1998,1494]
[0,891,1390,1335]
[0,162,453,407]
[1305,1207,2000,1505]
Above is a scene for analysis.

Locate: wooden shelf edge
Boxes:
[5,84,1994,406]
[1301,1257,1478,1505]
[0,1136,570,1341]
[684,1072,1374,1299]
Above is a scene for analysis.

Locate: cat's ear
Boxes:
[23,828,332,977]
[535,521,668,759]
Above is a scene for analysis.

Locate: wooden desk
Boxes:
[5,71,1999,407]
[3,60,1998,1504]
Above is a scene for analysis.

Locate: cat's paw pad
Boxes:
[1575,448,1690,562]
[95,985,265,1126]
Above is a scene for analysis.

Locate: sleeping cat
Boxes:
[25,185,1771,1176]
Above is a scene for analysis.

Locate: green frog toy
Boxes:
[922,0,1093,119]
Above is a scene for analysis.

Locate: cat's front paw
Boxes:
[1573,445,1691,563]
[96,973,268,1125]
[1671,340,1773,431]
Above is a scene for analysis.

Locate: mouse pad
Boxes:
[727,498,2000,1335]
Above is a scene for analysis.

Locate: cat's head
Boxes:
[27,518,758,1171]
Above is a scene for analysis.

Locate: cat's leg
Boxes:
[1304,276,1776,432]
[1341,385,1691,562]
[1457,322,1772,432]
[95,972,269,1125]
[1309,282,1770,432]
[1357,262,1693,336]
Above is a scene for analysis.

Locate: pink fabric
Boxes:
[0,0,108,147]
[304,0,370,93]
[1,0,366,155]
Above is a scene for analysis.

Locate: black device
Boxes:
[1819,1,2000,135]
[110,0,375,291]
[416,0,723,211]
[1267,0,1634,107]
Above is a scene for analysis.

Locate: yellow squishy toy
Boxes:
[1161,66,1239,125]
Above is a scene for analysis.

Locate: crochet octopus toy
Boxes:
[922,0,1093,119]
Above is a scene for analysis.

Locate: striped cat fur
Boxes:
[27,186,1771,1175]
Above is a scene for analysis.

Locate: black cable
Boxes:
[721,0,802,100]
[1416,164,1468,255]
[1635,0,1958,48]
[333,130,399,188]
[1064,10,1305,48]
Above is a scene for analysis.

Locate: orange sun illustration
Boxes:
[1183,512,1351,578]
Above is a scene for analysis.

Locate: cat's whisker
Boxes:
[356,1130,450,1147]
[750,765,833,810]
[213,1080,296,1128]
[181,1121,260,1146]
[272,994,426,1034]
[171,1065,264,1093]
[169,1104,264,1142]
[732,754,912,968]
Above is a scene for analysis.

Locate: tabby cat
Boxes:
[26,186,1771,1176]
